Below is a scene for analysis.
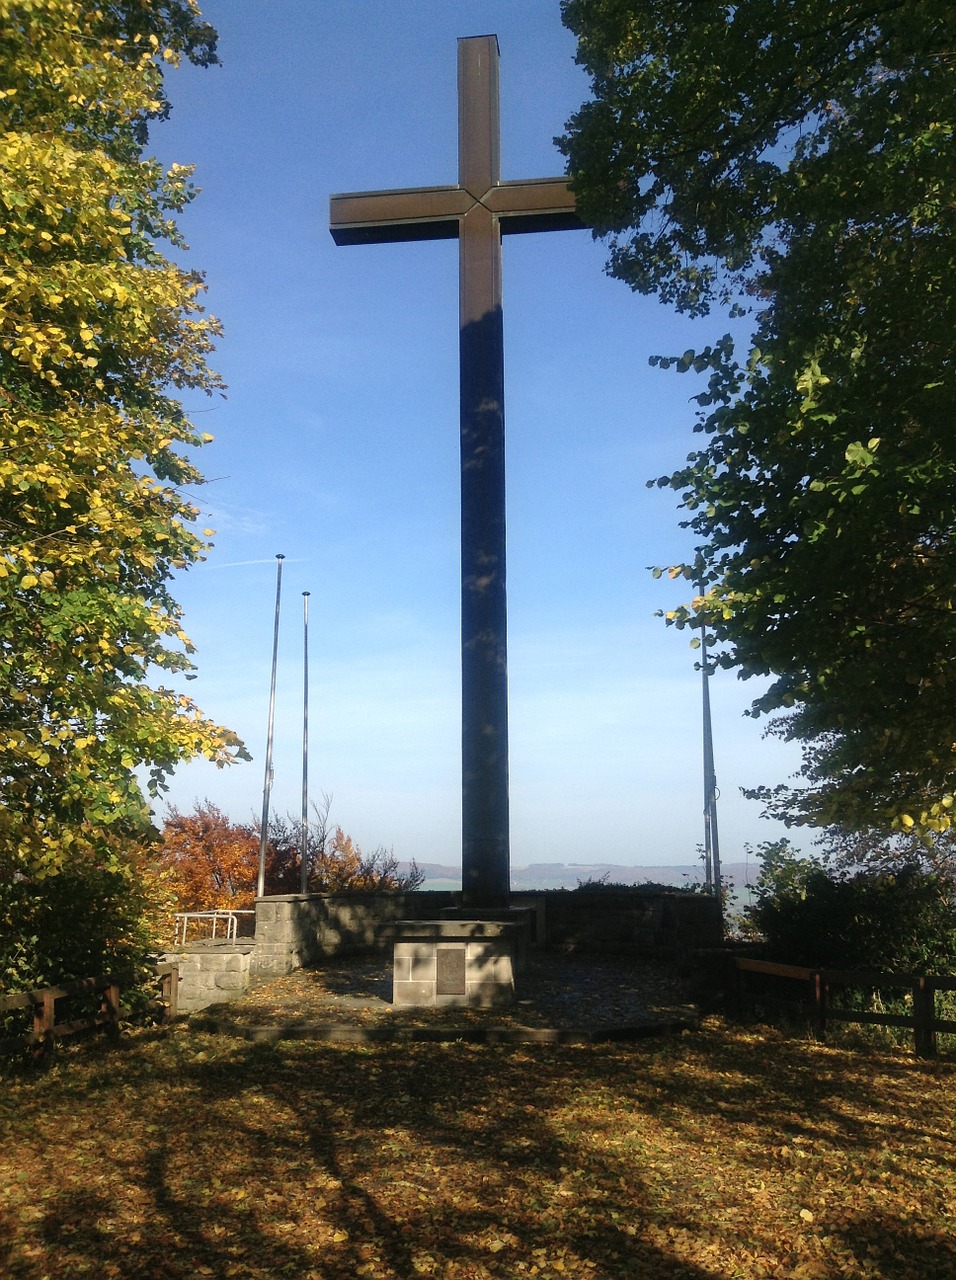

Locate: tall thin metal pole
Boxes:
[699,581,722,903]
[257,554,285,900]
[300,591,310,895]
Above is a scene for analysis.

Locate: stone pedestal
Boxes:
[439,905,535,974]
[390,920,520,1008]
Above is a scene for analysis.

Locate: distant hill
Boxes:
[404,860,758,892]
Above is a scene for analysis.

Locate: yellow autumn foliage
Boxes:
[0,0,245,881]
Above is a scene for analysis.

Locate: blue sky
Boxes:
[151,0,808,870]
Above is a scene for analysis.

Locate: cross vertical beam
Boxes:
[457,37,508,907]
[330,35,584,908]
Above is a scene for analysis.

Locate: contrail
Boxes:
[198,557,307,570]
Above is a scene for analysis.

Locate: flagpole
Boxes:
[257,554,285,900]
[698,579,722,904]
[300,591,311,895]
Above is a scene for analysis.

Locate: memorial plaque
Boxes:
[436,944,467,996]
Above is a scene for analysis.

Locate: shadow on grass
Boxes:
[833,1214,956,1278]
[639,1021,956,1177]
[167,1040,720,1279]
[1,1024,954,1278]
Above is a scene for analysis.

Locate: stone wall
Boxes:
[252,891,458,979]
[530,889,723,956]
[162,888,722,1013]
[161,895,457,1013]
[159,941,255,1014]
[251,887,721,980]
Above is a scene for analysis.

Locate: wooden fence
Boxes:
[734,957,956,1058]
[0,963,179,1059]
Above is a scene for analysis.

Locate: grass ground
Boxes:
[1,1018,954,1279]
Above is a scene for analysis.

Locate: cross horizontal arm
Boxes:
[489,178,585,235]
[331,177,585,247]
[330,186,472,246]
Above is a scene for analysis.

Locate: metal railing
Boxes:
[173,910,255,946]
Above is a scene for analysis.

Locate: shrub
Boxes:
[748,840,956,973]
[572,875,683,894]
[0,837,169,996]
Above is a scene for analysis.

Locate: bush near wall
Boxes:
[748,843,956,973]
[0,841,166,1011]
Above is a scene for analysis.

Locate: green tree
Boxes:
[560,0,956,834]
[0,0,244,987]
[820,824,956,878]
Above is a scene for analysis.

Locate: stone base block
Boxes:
[160,941,254,1014]
[440,905,534,973]
[390,920,519,1007]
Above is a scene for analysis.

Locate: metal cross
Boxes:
[330,35,584,907]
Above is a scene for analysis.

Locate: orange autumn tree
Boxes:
[319,827,424,893]
[261,816,424,894]
[156,799,423,914]
[158,801,258,911]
